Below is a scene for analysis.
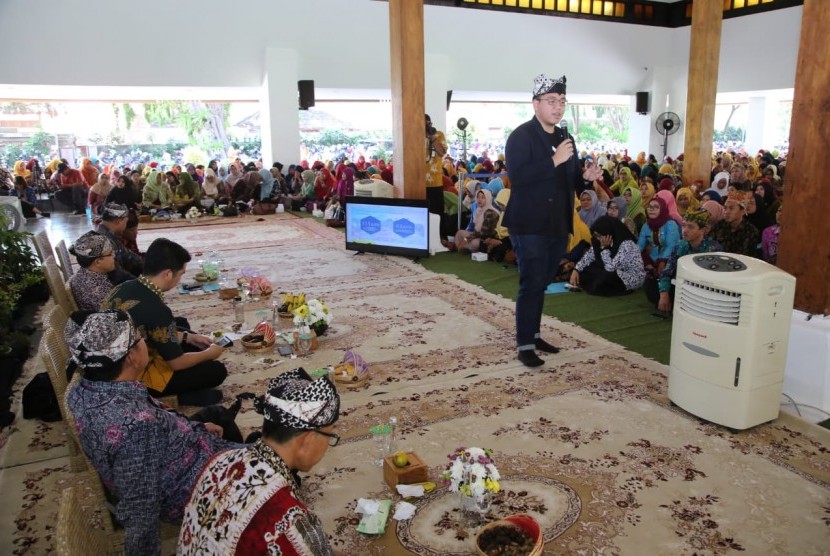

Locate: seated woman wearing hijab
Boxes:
[483,189,514,263]
[88,173,113,216]
[638,196,681,283]
[578,190,606,229]
[610,166,638,196]
[675,186,700,217]
[606,197,637,237]
[174,172,201,214]
[622,186,647,232]
[745,193,773,238]
[761,204,782,265]
[754,178,781,223]
[569,216,646,296]
[708,171,730,200]
[201,168,228,206]
[453,189,500,254]
[142,169,172,212]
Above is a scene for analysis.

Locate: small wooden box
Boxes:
[383,451,428,489]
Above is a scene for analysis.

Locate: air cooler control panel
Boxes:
[692,254,747,272]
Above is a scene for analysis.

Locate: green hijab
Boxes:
[176,172,201,202]
[623,186,645,221]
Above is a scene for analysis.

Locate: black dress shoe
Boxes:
[518,350,544,367]
[40,212,50,218]
[535,338,560,354]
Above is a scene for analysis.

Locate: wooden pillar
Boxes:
[778,0,830,314]
[388,0,425,200]
[681,0,722,187]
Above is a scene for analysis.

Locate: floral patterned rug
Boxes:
[1,221,829,555]
[137,213,344,253]
[137,211,298,231]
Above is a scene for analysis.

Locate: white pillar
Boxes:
[744,95,779,155]
[261,47,300,168]
[425,54,451,135]
[628,95,651,159]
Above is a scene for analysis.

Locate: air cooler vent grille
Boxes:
[677,279,741,325]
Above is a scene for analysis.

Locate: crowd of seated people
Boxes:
[3,145,785,311]
[437,146,786,315]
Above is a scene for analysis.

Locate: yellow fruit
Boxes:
[393,451,409,468]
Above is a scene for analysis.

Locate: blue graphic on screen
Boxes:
[347,204,428,249]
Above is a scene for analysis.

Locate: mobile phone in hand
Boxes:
[215,336,234,347]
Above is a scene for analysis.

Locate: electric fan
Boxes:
[655,112,681,159]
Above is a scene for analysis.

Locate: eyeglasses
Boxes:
[536,97,567,107]
[314,429,340,447]
[646,204,661,210]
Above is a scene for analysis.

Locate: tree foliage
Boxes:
[713,126,745,142]
[314,129,364,147]
[141,101,231,152]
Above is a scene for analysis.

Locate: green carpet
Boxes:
[419,252,672,364]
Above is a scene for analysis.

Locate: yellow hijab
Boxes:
[568,194,591,252]
[675,187,700,216]
[494,189,511,240]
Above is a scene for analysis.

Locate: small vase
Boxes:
[311,322,328,336]
[458,491,491,530]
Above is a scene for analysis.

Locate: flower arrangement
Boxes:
[293,298,333,335]
[442,447,501,497]
[185,206,201,220]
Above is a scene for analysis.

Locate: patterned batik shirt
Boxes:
[709,218,760,258]
[101,278,182,392]
[66,378,236,556]
[658,236,724,293]
[178,440,334,556]
[69,266,116,311]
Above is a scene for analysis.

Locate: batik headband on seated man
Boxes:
[64,310,138,369]
[533,74,567,98]
[70,230,113,259]
[102,202,129,220]
[254,368,340,430]
[684,209,711,229]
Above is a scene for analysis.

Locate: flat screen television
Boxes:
[344,196,430,258]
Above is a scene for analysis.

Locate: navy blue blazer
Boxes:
[502,116,581,237]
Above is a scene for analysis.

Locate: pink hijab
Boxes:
[656,190,683,225]
[702,200,725,224]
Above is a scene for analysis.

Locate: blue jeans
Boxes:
[512,234,568,350]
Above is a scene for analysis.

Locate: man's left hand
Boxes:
[204,423,223,437]
[583,165,602,182]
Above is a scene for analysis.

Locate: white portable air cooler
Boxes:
[668,253,795,430]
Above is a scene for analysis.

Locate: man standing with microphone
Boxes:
[503,74,602,367]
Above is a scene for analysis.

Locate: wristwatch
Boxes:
[182,331,189,344]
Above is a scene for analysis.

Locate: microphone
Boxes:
[559,119,572,160]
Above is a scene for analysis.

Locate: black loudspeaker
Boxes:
[446,90,453,111]
[636,91,650,114]
[298,80,315,110]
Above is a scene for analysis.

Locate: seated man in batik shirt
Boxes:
[64,310,240,556]
[68,230,120,311]
[178,368,340,556]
